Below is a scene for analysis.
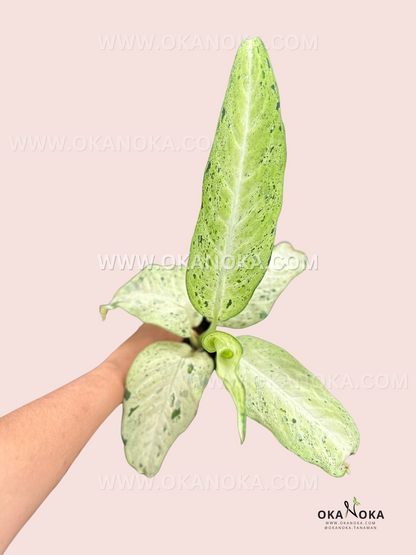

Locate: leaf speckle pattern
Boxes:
[122,342,214,478]
[186,37,286,323]
[219,242,307,328]
[238,336,360,477]
[100,265,202,337]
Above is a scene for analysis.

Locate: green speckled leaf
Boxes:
[202,331,246,442]
[238,336,360,477]
[100,265,203,338]
[122,341,214,477]
[186,37,286,325]
[219,242,307,328]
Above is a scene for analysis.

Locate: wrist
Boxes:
[96,324,184,402]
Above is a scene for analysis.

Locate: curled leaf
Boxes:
[202,331,246,442]
[100,265,203,338]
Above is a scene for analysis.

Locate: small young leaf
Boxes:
[100,265,203,337]
[202,331,246,442]
[219,242,307,328]
[122,341,214,477]
[186,37,287,325]
[238,336,360,477]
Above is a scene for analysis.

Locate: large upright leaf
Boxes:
[100,265,203,338]
[219,242,307,328]
[122,341,214,477]
[202,331,246,442]
[186,37,287,325]
[238,336,360,477]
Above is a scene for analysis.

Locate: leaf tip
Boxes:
[99,305,108,321]
[238,415,247,445]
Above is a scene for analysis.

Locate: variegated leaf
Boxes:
[186,37,287,325]
[100,265,203,338]
[238,336,360,477]
[122,341,214,477]
[219,242,307,328]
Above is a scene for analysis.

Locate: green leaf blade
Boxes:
[100,265,203,337]
[122,341,214,477]
[238,336,360,477]
[219,242,307,328]
[186,37,287,323]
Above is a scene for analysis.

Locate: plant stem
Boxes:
[189,331,202,350]
[204,317,218,337]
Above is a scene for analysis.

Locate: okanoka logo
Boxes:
[318,497,385,520]
[344,496,361,518]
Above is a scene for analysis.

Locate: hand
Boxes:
[0,323,182,553]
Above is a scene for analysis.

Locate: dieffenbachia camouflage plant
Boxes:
[100,37,360,479]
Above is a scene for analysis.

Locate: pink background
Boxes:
[1,0,414,553]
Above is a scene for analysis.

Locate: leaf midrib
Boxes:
[143,351,186,468]
[241,353,349,453]
[212,44,253,322]
[121,291,189,312]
